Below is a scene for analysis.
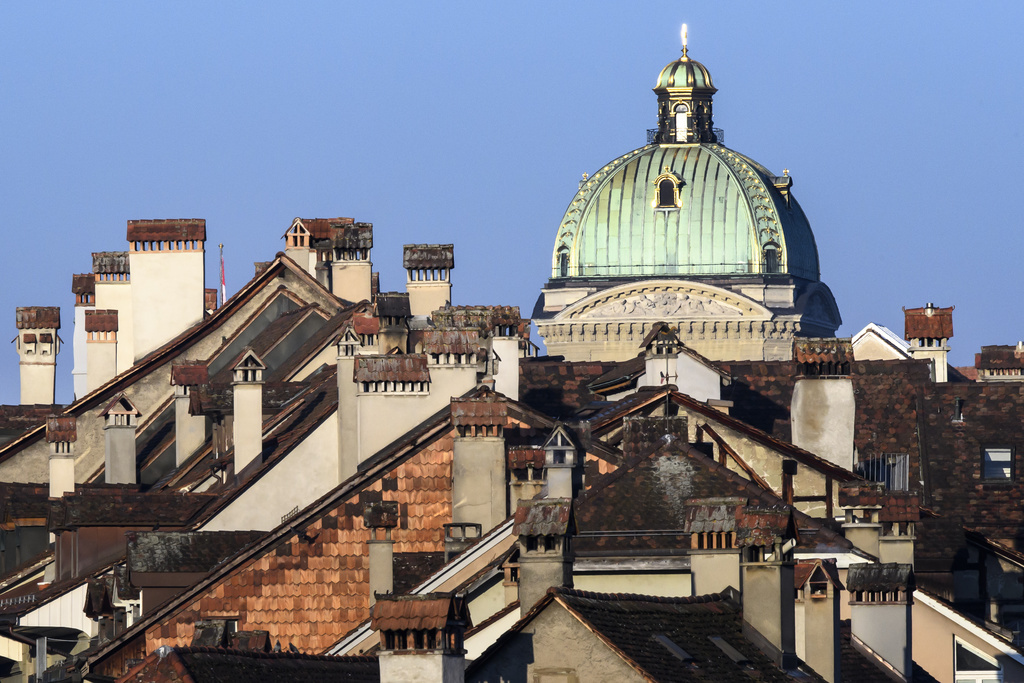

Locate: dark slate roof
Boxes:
[588,354,648,393]
[513,499,572,536]
[846,562,914,591]
[354,355,430,383]
[432,305,521,332]
[839,484,920,522]
[838,620,941,683]
[121,647,379,683]
[393,552,447,595]
[92,251,129,274]
[0,483,51,522]
[48,490,217,530]
[72,273,95,295]
[0,405,63,434]
[519,358,618,418]
[539,588,822,682]
[976,345,1024,370]
[126,531,266,574]
[189,382,306,416]
[374,292,411,318]
[403,244,454,269]
[317,222,372,250]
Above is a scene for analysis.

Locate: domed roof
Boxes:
[655,55,715,91]
[550,143,821,282]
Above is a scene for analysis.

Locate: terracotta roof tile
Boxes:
[513,499,572,536]
[976,345,1024,370]
[507,446,545,470]
[403,244,454,269]
[171,362,209,387]
[127,218,206,242]
[71,273,95,295]
[317,222,372,250]
[793,337,853,366]
[15,306,60,329]
[45,416,76,443]
[370,593,468,632]
[735,506,795,547]
[431,306,521,333]
[353,355,429,383]
[421,329,483,355]
[904,306,953,340]
[352,316,379,335]
[451,395,508,427]
[291,217,355,241]
[838,484,920,522]
[84,309,118,332]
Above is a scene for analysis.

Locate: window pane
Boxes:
[983,448,1012,480]
[955,640,1000,671]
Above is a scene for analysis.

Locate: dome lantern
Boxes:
[653,25,718,144]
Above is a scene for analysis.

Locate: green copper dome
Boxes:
[550,143,821,281]
[655,55,715,90]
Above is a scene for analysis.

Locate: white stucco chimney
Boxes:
[847,563,914,681]
[231,349,266,475]
[171,362,210,468]
[100,393,142,485]
[46,416,77,498]
[365,501,399,607]
[404,244,453,317]
[451,395,508,531]
[15,307,61,406]
[790,339,855,471]
[372,593,469,683]
[904,303,953,383]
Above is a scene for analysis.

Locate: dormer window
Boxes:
[653,170,682,210]
[674,103,690,142]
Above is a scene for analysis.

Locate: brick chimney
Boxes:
[794,559,843,683]
[904,303,953,383]
[365,501,398,607]
[372,593,469,683]
[738,506,798,669]
[46,416,77,497]
[171,362,209,467]
[231,349,266,474]
[127,219,206,360]
[404,244,453,317]
[848,563,914,681]
[100,392,141,484]
[790,338,855,471]
[84,309,118,393]
[71,273,96,400]
[514,499,574,617]
[15,306,61,405]
[451,395,508,531]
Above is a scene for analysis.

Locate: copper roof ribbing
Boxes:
[127,219,206,242]
[45,416,77,443]
[171,362,209,387]
[451,395,508,427]
[403,244,454,269]
[354,355,430,382]
[72,273,95,295]
[16,307,60,329]
[84,310,118,332]
[904,306,954,340]
[92,251,130,274]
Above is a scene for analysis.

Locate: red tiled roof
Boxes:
[838,484,920,522]
[513,499,572,536]
[735,506,795,547]
[432,306,521,331]
[15,306,60,329]
[403,244,454,269]
[121,646,379,683]
[127,218,206,242]
[370,593,467,632]
[794,558,844,591]
[84,309,118,332]
[71,273,95,295]
[21,333,36,343]
[451,395,508,427]
[353,355,430,383]
[290,217,355,241]
[45,416,76,443]
[421,329,482,355]
[171,362,209,387]
[205,288,218,310]
[92,251,130,274]
[507,447,545,470]
[352,316,379,335]
[322,222,372,250]
[976,345,1024,370]
[904,306,953,340]
[793,338,854,365]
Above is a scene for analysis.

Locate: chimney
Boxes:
[372,593,469,683]
[904,303,954,383]
[327,222,373,302]
[15,306,61,405]
[641,322,681,387]
[841,484,918,566]
[738,506,798,669]
[514,499,574,617]
[365,501,399,607]
[451,395,508,530]
[337,323,361,482]
[374,293,410,354]
[794,559,843,683]
[847,563,914,681]
[71,273,96,400]
[92,251,133,375]
[507,447,546,513]
[127,219,207,360]
[443,523,482,563]
[781,459,796,506]
[541,423,582,499]
[84,309,118,393]
[404,244,454,317]
[231,349,266,475]
[790,339,855,471]
[622,414,689,459]
[486,307,523,401]
[100,393,141,484]
[283,218,315,276]
[46,416,77,497]
[170,362,209,467]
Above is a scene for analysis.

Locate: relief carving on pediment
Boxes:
[578,289,742,320]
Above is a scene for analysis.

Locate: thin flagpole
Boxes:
[219,243,226,307]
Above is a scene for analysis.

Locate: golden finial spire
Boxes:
[681,23,689,59]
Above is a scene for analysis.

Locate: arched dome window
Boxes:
[557,247,569,277]
[762,242,781,274]
[653,169,682,210]
[674,103,690,142]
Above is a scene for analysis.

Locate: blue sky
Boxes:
[2,3,1023,404]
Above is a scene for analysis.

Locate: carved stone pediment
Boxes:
[560,281,772,322]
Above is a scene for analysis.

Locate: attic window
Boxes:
[955,637,1001,681]
[982,447,1013,481]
